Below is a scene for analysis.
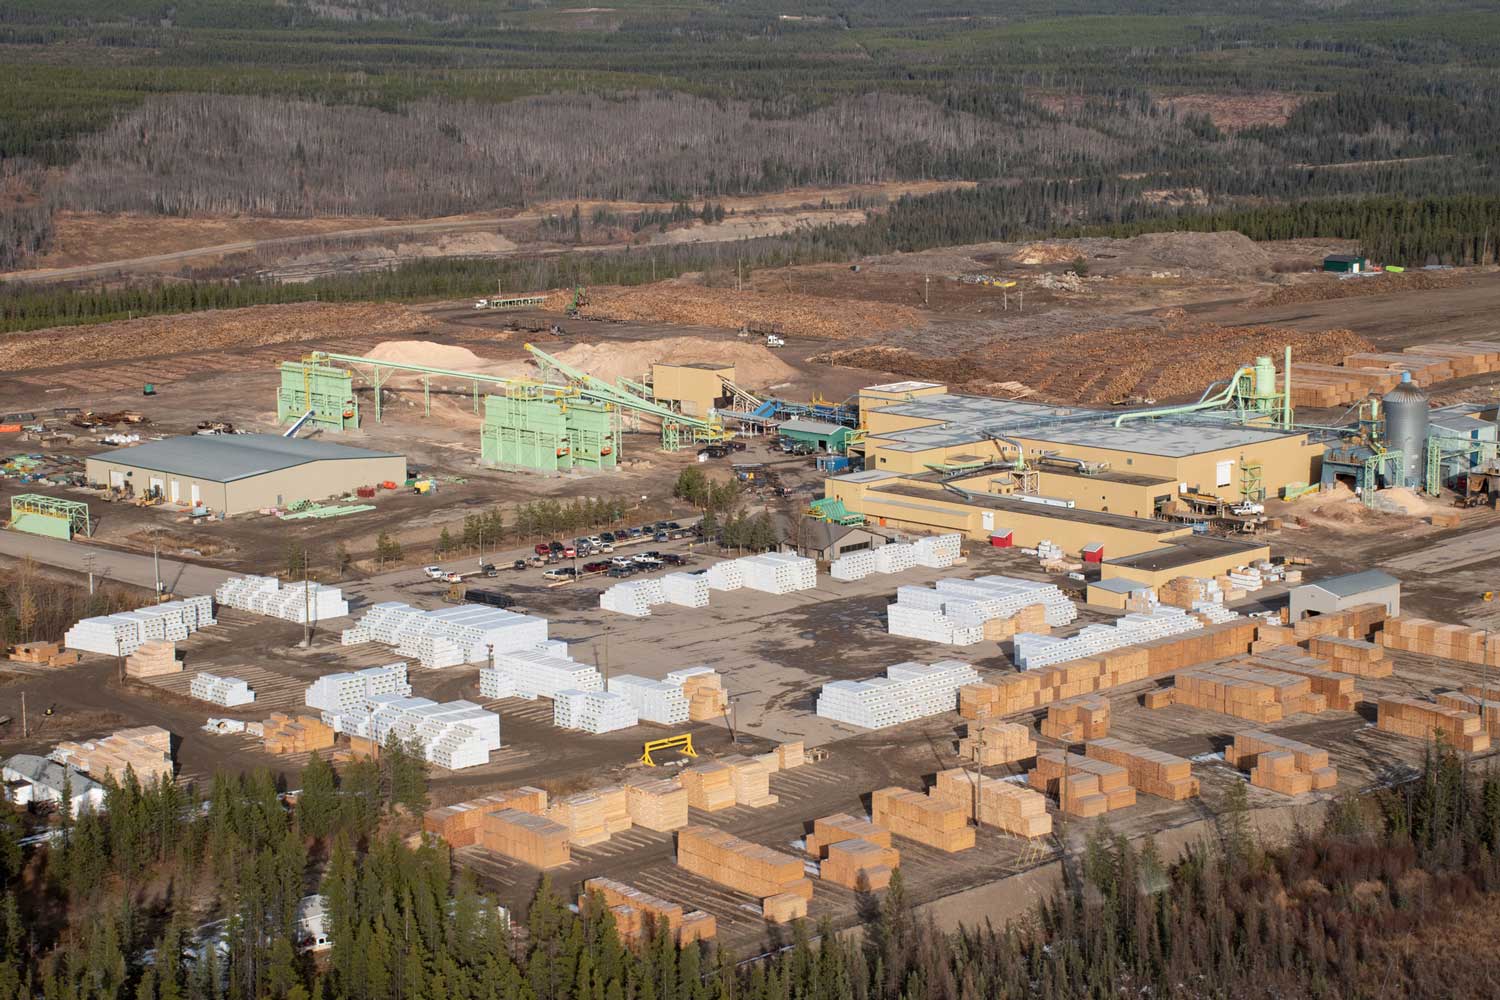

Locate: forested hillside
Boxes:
[2,0,1500,268]
[1,743,1496,999]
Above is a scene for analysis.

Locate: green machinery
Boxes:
[1114,348,1293,430]
[481,385,619,472]
[807,498,865,526]
[276,359,360,432]
[9,494,90,540]
[1426,434,1500,496]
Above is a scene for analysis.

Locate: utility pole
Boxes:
[152,539,161,600]
[20,693,26,739]
[301,552,312,648]
[924,274,930,305]
[84,553,96,596]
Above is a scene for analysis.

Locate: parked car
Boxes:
[548,540,565,554]
[563,545,577,558]
[423,565,445,580]
[543,567,578,582]
[587,535,603,546]
[610,556,635,567]
[601,531,617,543]
[442,572,463,584]
[626,526,643,538]
[480,562,499,578]
[666,521,682,530]
[533,543,551,556]
[583,561,610,574]
[654,531,670,542]
[606,565,637,578]
[599,542,614,553]
[512,559,527,571]
[662,554,688,566]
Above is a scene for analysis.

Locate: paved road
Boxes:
[0,531,236,596]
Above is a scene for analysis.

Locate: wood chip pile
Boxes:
[623,777,690,831]
[52,726,173,784]
[262,713,336,755]
[957,721,1036,765]
[1040,695,1110,741]
[1377,616,1500,667]
[125,640,180,678]
[580,877,717,945]
[1085,738,1198,800]
[1377,696,1490,753]
[675,826,812,923]
[870,786,975,852]
[1226,730,1336,795]
[930,768,1051,838]
[1028,750,1135,818]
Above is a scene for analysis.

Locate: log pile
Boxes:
[1377,696,1489,752]
[579,878,717,945]
[124,641,181,677]
[1226,730,1337,794]
[51,726,173,784]
[675,826,812,923]
[680,762,736,811]
[1377,617,1500,667]
[930,768,1051,837]
[870,787,975,852]
[957,721,1036,765]
[1040,695,1110,741]
[1028,750,1135,818]
[262,713,336,755]
[959,621,1256,719]
[1085,738,1198,800]
[1306,636,1392,678]
[624,777,689,831]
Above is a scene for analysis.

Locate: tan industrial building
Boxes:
[86,434,405,516]
[651,362,736,417]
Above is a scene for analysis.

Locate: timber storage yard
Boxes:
[4,234,1500,954]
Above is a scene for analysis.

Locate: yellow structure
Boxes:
[651,362,735,418]
[641,734,699,766]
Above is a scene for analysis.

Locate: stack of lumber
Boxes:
[580,878,716,945]
[262,713,335,754]
[1345,351,1457,383]
[1292,604,1387,642]
[777,741,806,769]
[1280,341,1500,406]
[871,787,975,852]
[423,787,548,847]
[348,735,380,759]
[1306,636,1391,677]
[624,777,689,831]
[720,755,778,807]
[1252,623,1297,650]
[1377,696,1490,752]
[124,640,180,678]
[982,603,1050,641]
[1028,750,1135,817]
[1168,661,1326,722]
[957,721,1036,765]
[480,809,571,868]
[681,672,730,721]
[1403,341,1500,375]
[1438,691,1500,738]
[51,726,173,784]
[959,620,1256,719]
[547,786,630,846]
[675,826,812,923]
[930,768,1051,837]
[1282,363,1403,407]
[820,837,898,890]
[1158,577,1218,609]
[680,762,736,811]
[805,813,893,858]
[1377,617,1500,666]
[1085,738,1198,800]
[11,641,81,667]
[1040,695,1110,740]
[1225,731,1337,794]
[1241,651,1360,710]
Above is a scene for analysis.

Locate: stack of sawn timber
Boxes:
[957,721,1035,765]
[1377,616,1500,667]
[546,786,631,846]
[806,814,899,890]
[422,787,569,867]
[871,786,975,852]
[1225,731,1337,795]
[262,713,336,754]
[580,878,716,945]
[1377,697,1490,752]
[1040,695,1110,740]
[1085,738,1198,800]
[675,826,812,923]
[1282,340,1500,407]
[1028,750,1134,818]
[930,768,1052,838]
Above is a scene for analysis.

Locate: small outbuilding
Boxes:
[1,754,105,815]
[1086,577,1153,611]
[778,418,854,454]
[1322,254,1367,274]
[1289,569,1401,622]
[785,521,888,561]
[86,434,406,516]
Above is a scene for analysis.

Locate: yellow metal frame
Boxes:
[641,734,698,766]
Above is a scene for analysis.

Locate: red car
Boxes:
[534,543,550,556]
[563,545,577,558]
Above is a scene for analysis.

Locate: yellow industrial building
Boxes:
[650,362,736,418]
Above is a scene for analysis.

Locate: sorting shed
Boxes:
[779,418,854,454]
[1289,570,1401,622]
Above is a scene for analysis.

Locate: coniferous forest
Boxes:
[1,743,1497,1000]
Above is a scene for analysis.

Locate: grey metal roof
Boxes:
[868,392,1304,458]
[89,434,401,483]
[2,754,101,796]
[780,418,846,436]
[1297,570,1400,598]
[1090,578,1152,593]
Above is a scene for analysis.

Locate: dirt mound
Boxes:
[1013,243,1081,265]
[1259,269,1467,306]
[814,323,1373,406]
[546,284,922,341]
[366,340,490,371]
[1119,231,1269,274]
[491,336,797,388]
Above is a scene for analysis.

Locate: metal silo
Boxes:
[1382,372,1430,487]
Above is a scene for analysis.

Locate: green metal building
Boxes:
[1322,254,1367,274]
[8,494,90,540]
[276,360,360,432]
[778,418,854,454]
[480,390,620,472]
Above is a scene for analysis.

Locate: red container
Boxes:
[1082,543,1104,563]
[356,486,376,498]
[989,531,1013,548]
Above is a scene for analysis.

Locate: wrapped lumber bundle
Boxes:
[680,762,736,811]
[1438,691,1500,737]
[930,768,1051,838]
[820,838,898,890]
[1377,617,1500,667]
[1085,738,1198,800]
[1225,730,1336,794]
[1306,636,1391,678]
[959,621,1256,719]
[1377,697,1490,752]
[580,877,717,945]
[805,813,893,858]
[675,826,812,921]
[480,809,570,868]
[125,641,181,678]
[1040,695,1110,741]
[720,755,777,807]
[957,721,1036,765]
[777,741,805,769]
[1244,650,1361,710]
[1292,603,1387,641]
[624,777,689,831]
[262,713,336,754]
[51,726,174,784]
[870,787,975,852]
[1028,750,1134,818]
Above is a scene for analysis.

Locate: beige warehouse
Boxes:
[86,434,405,516]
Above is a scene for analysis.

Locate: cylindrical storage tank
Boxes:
[1253,356,1277,400]
[1382,372,1429,487]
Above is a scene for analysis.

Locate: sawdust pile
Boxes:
[813,322,1374,405]
[1012,232,1270,274]
[1260,269,1466,306]
[1,302,432,373]
[1013,243,1080,265]
[366,340,489,371]
[487,336,798,387]
[545,285,922,340]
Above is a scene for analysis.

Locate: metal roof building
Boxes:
[86,434,406,516]
[1290,570,1401,621]
[1,754,105,815]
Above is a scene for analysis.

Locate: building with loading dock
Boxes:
[649,362,736,418]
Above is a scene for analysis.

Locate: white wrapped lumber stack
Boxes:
[189,672,255,707]
[608,675,690,724]
[738,553,816,594]
[706,561,744,591]
[554,690,638,733]
[830,549,877,581]
[487,649,601,700]
[816,659,978,729]
[887,604,983,645]
[662,573,710,607]
[874,544,916,574]
[1014,606,1202,669]
[912,533,962,568]
[600,581,659,617]
[306,663,410,714]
